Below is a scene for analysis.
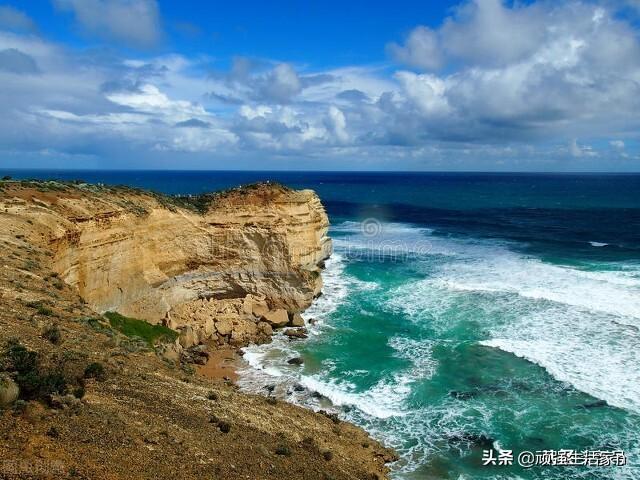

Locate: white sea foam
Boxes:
[479,305,640,413]
[332,221,442,256]
[388,239,640,323]
[590,241,609,247]
[386,228,640,414]
[298,375,406,418]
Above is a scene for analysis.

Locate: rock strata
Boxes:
[2,181,331,349]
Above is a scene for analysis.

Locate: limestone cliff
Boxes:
[1,181,332,349]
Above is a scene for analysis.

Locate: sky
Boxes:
[0,1,640,171]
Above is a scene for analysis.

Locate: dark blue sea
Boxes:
[5,169,640,479]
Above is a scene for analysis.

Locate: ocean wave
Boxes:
[388,243,640,322]
[479,304,640,414]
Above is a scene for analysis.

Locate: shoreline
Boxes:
[0,178,398,479]
[196,346,242,382]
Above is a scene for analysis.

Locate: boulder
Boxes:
[215,318,233,336]
[284,328,308,339]
[257,321,273,337]
[178,326,198,349]
[181,345,210,365]
[289,313,305,327]
[287,357,304,365]
[243,295,269,318]
[252,302,269,318]
[203,318,215,337]
[261,309,289,328]
[159,340,182,364]
[0,374,19,407]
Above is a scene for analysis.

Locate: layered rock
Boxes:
[2,181,331,348]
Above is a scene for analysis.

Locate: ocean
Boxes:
[5,170,640,479]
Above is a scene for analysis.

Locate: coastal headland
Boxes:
[0,179,396,479]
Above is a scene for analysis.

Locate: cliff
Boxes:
[2,180,332,352]
[0,179,396,480]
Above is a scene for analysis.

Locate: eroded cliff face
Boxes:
[1,181,331,349]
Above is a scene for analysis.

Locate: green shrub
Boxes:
[43,324,62,345]
[275,444,292,456]
[19,371,66,400]
[3,341,38,375]
[73,386,85,399]
[1,341,68,401]
[83,362,106,381]
[104,311,178,347]
[25,301,54,316]
[37,306,54,316]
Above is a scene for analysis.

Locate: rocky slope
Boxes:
[0,179,396,480]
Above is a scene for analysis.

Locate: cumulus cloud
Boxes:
[387,26,443,71]
[208,58,331,105]
[54,0,162,48]
[380,1,640,148]
[1,0,640,170]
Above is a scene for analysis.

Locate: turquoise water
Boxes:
[241,224,640,480]
[6,170,640,479]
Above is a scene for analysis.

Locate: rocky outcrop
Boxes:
[1,181,331,348]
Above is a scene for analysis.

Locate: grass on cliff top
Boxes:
[1,178,292,215]
[104,311,178,347]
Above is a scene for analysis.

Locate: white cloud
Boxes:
[258,63,302,103]
[569,139,597,157]
[1,0,640,170]
[54,0,161,48]
[387,26,442,71]
[326,106,349,143]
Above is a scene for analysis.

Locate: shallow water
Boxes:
[8,170,640,479]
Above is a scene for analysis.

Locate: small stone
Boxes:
[46,426,60,438]
[322,450,333,461]
[207,391,218,401]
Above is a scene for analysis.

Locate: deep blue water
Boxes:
[4,169,640,479]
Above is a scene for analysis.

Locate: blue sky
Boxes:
[1,0,640,171]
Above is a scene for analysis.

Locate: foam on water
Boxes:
[479,306,640,413]
[386,230,640,413]
[239,219,640,479]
